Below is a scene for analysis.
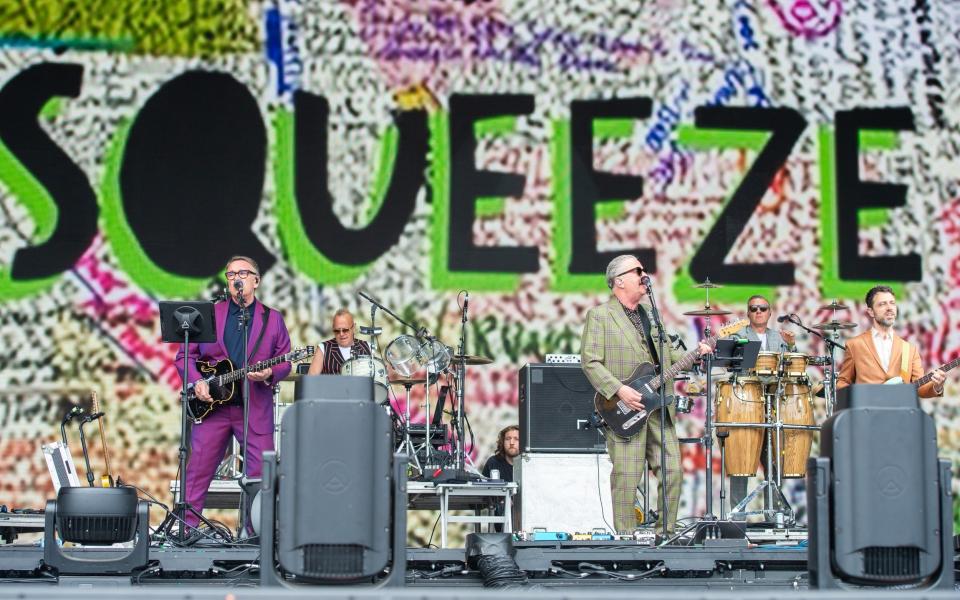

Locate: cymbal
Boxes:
[390,376,427,386]
[811,320,858,331]
[694,281,722,289]
[452,354,494,365]
[683,308,732,316]
[819,301,849,311]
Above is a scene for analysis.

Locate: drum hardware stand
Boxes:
[782,314,846,416]
[717,430,730,519]
[396,380,423,474]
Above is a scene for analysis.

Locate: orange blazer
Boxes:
[837,330,940,398]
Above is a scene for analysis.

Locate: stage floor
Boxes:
[2,538,957,593]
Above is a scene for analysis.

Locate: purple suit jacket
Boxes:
[176,299,292,434]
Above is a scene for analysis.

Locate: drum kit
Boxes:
[683,281,857,526]
[272,293,492,479]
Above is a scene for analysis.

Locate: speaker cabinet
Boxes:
[518,363,605,453]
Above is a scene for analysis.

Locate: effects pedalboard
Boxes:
[517,527,637,542]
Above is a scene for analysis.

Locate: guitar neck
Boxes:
[219,353,289,385]
[648,332,721,391]
[914,356,960,388]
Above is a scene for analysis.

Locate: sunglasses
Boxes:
[748,305,770,313]
[616,266,646,278]
[333,328,353,334]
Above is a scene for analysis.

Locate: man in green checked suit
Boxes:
[581,255,710,535]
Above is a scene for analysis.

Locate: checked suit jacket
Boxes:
[581,297,686,425]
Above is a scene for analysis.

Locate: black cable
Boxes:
[594,428,616,535]
[475,554,527,588]
[426,513,441,548]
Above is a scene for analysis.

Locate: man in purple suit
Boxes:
[176,255,291,529]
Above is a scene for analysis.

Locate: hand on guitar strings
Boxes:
[616,385,646,412]
[247,367,273,382]
[697,341,711,356]
[193,380,213,402]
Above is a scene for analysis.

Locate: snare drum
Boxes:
[771,381,815,478]
[715,377,764,477]
[781,353,809,379]
[753,352,780,377]
[342,355,389,403]
[385,335,422,376]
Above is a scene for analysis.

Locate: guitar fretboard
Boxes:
[216,351,301,386]
[914,356,960,388]
[646,321,746,392]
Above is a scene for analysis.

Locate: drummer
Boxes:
[731,295,797,352]
[306,308,372,375]
[728,294,797,512]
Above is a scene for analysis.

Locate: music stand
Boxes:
[713,339,760,372]
[159,301,216,541]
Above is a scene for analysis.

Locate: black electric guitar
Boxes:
[186,346,315,422]
[594,320,747,438]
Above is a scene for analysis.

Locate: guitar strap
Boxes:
[899,339,911,383]
[247,306,271,361]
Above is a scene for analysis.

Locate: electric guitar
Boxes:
[884,355,960,388]
[594,320,747,438]
[91,391,114,487]
[186,346,315,423]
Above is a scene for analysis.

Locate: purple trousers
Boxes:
[184,404,273,527]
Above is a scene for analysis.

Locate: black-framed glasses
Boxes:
[616,266,645,278]
[748,305,770,313]
[225,269,257,280]
[333,328,353,334]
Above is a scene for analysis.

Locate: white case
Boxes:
[516,452,615,533]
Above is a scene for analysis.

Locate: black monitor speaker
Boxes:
[808,384,953,589]
[518,364,605,453]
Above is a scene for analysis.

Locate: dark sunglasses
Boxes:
[333,328,353,334]
[748,305,770,313]
[616,266,645,278]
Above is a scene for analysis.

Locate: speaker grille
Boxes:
[57,515,137,545]
[862,546,920,580]
[519,364,604,453]
[302,543,364,578]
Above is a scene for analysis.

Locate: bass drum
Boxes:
[342,355,389,403]
[715,377,764,477]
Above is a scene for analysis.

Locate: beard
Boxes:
[875,313,896,327]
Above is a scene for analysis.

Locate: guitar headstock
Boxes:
[716,319,749,338]
[291,345,316,362]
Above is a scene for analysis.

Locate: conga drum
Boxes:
[752,352,780,377]
[773,381,815,478]
[780,353,809,379]
[715,378,764,477]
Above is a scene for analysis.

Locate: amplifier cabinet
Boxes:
[515,452,614,534]
[518,363,606,454]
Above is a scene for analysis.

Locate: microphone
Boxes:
[462,291,469,324]
[777,314,792,323]
[234,279,243,292]
[640,275,652,289]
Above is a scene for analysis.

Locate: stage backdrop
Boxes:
[0,0,958,539]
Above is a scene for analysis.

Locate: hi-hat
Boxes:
[452,354,494,365]
[811,320,858,331]
[819,301,849,311]
[683,308,732,316]
[390,376,427,386]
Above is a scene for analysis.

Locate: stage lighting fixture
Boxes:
[808,384,953,589]
[43,486,150,574]
[261,375,406,587]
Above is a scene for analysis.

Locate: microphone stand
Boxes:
[783,314,845,416]
[643,279,670,538]
[77,413,104,487]
[454,292,469,475]
[235,283,254,539]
